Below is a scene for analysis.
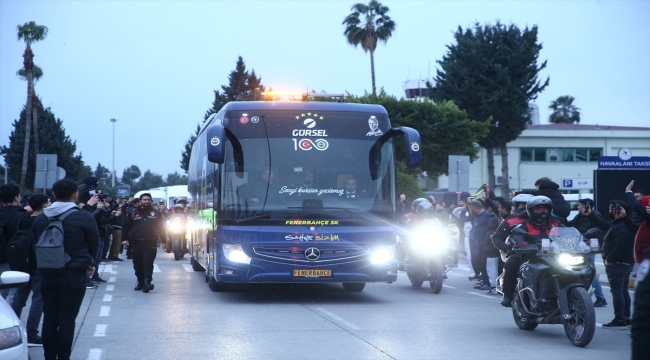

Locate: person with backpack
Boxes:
[32,179,100,360]
[0,183,31,302]
[9,193,50,346]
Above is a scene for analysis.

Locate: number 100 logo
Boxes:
[293,138,329,151]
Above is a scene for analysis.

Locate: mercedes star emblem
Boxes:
[305,247,321,261]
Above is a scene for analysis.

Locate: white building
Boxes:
[435,123,650,196]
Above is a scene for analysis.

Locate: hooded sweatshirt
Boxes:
[32,201,100,275]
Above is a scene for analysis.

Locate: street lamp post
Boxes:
[110,118,117,187]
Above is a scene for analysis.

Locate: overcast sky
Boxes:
[1,0,648,179]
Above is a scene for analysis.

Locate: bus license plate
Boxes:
[293,269,332,277]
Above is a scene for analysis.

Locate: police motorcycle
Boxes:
[399,198,453,294]
[497,224,601,347]
[166,203,188,261]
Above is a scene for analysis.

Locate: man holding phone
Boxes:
[585,200,639,328]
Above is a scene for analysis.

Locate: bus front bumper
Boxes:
[216,258,398,283]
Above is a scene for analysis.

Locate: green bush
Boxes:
[397,172,425,203]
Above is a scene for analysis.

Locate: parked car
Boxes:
[424,189,471,206]
[0,271,30,360]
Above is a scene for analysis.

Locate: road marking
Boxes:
[108,277,116,283]
[103,294,112,302]
[99,306,110,317]
[442,284,456,289]
[106,285,114,291]
[102,265,113,273]
[316,308,360,330]
[182,264,194,272]
[153,264,161,273]
[88,348,105,360]
[94,324,107,337]
[596,323,602,327]
[468,291,495,299]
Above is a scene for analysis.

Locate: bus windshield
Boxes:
[219,110,395,223]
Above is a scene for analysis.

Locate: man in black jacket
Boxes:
[122,193,167,293]
[586,201,639,328]
[531,177,570,221]
[0,183,31,301]
[32,179,100,360]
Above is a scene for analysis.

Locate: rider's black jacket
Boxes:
[588,214,638,265]
[122,206,167,242]
[492,215,527,254]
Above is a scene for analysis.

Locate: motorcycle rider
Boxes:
[398,198,441,269]
[500,196,559,307]
[166,199,188,254]
[493,194,533,303]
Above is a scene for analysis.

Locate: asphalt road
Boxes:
[24,248,633,360]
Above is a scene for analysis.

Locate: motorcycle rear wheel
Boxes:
[563,287,596,347]
[429,260,443,294]
[512,294,538,330]
[408,275,423,288]
[172,238,182,261]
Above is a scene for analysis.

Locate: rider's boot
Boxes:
[143,278,155,293]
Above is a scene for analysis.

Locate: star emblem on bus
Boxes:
[295,113,325,121]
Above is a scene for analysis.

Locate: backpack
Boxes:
[6,229,35,273]
[35,209,77,275]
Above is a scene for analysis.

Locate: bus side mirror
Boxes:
[206,124,225,164]
[399,126,422,168]
[369,126,421,180]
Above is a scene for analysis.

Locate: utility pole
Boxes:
[110,118,118,187]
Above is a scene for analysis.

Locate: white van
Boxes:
[134,185,193,207]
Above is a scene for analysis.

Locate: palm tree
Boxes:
[342,0,396,95]
[17,21,48,189]
[549,95,581,124]
[17,65,43,157]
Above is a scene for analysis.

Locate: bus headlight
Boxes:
[557,253,584,266]
[222,243,252,264]
[370,245,395,265]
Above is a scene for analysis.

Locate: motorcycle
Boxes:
[401,220,453,294]
[496,227,601,347]
[166,216,188,261]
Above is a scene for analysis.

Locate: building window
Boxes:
[520,148,602,162]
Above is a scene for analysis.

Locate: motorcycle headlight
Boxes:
[222,243,252,264]
[370,244,395,265]
[413,227,448,253]
[557,253,584,266]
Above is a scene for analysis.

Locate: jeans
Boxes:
[470,239,488,283]
[589,254,605,299]
[11,271,43,339]
[132,240,157,281]
[92,240,104,280]
[41,271,87,360]
[606,263,632,321]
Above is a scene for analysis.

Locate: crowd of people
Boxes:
[0,177,181,360]
[399,177,649,357]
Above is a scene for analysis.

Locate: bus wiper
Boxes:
[235,211,296,224]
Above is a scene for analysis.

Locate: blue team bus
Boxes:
[187,95,421,292]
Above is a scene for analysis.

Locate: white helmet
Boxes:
[512,194,534,217]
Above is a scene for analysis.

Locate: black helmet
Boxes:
[526,196,553,226]
[415,200,434,217]
[512,194,534,217]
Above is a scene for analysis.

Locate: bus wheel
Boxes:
[209,275,230,292]
[191,257,203,271]
[342,283,365,292]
